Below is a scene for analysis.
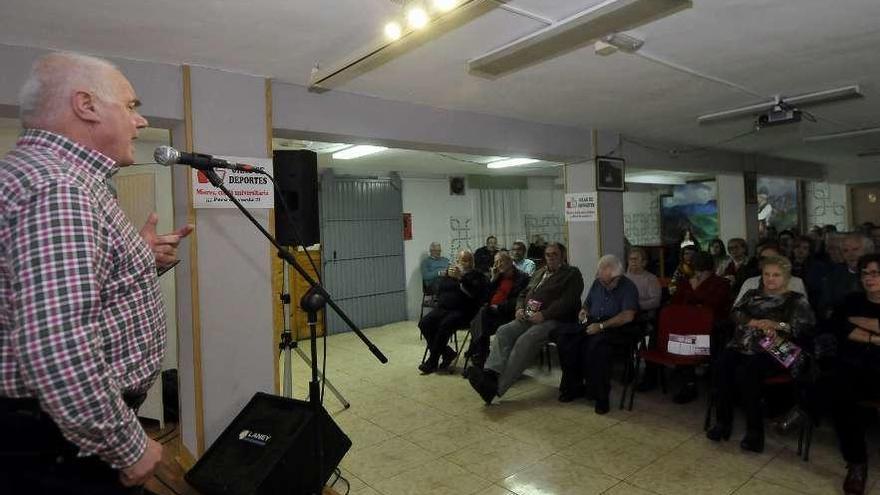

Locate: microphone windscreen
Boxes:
[153,145,178,166]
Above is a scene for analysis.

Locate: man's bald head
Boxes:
[19,52,120,128]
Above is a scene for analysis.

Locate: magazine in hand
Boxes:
[759,334,801,368]
[525,299,543,318]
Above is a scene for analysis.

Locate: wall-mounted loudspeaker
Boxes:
[273,150,319,247]
[449,176,466,196]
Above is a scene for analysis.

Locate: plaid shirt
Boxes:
[0,129,166,469]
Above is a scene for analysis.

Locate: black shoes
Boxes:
[467,367,499,405]
[739,431,764,453]
[438,346,458,371]
[844,463,868,495]
[418,361,438,375]
[558,386,586,403]
[706,423,732,442]
[594,397,610,415]
[672,383,698,404]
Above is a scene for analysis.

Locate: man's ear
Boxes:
[71,90,100,123]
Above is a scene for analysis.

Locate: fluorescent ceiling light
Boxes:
[698,85,863,124]
[487,158,538,168]
[468,0,691,77]
[803,126,880,143]
[332,145,388,160]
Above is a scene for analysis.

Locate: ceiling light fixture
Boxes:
[332,145,388,160]
[433,0,458,12]
[468,0,692,77]
[487,158,538,168]
[698,85,863,124]
[310,0,487,90]
[384,22,403,40]
[803,126,880,143]
[407,7,430,29]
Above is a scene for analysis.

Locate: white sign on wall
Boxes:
[191,156,274,209]
[565,192,597,222]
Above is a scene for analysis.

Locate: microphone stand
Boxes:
[201,169,387,495]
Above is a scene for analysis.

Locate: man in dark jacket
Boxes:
[467,243,584,404]
[418,250,487,374]
[464,251,531,369]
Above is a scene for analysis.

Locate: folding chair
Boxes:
[628,305,715,411]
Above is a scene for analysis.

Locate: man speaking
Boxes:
[0,52,192,493]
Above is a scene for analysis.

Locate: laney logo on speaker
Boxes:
[238,429,272,446]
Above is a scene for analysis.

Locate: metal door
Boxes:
[320,172,406,333]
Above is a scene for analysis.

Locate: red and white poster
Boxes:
[191,156,274,209]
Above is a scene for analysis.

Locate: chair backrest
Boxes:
[656,304,715,353]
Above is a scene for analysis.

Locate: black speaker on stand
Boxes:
[184,392,351,494]
[273,150,319,247]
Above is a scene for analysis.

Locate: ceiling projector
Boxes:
[756,105,802,129]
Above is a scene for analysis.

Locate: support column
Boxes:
[179,66,275,454]
[717,173,748,243]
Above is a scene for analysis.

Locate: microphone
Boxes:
[153,146,260,172]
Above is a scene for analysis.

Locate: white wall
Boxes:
[623,187,665,246]
[402,177,476,320]
[805,181,849,231]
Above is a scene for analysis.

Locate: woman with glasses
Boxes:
[829,254,880,495]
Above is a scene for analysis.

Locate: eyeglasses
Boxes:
[861,270,880,278]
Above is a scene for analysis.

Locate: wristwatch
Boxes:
[778,322,789,331]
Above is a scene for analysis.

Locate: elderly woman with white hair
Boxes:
[706,255,815,453]
[558,254,640,414]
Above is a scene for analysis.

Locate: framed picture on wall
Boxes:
[596,156,625,192]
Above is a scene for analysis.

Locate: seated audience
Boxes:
[527,234,547,262]
[791,236,828,308]
[474,235,500,275]
[420,241,450,291]
[719,237,751,284]
[628,247,664,393]
[668,252,732,403]
[708,238,729,275]
[706,255,815,453]
[418,250,487,374]
[511,240,536,275]
[829,254,880,495]
[466,243,583,404]
[625,248,662,316]
[734,246,808,304]
[778,229,796,259]
[558,255,639,414]
[464,252,530,369]
[818,234,874,321]
[731,241,778,295]
[669,244,698,295]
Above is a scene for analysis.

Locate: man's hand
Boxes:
[119,438,162,487]
[578,308,588,323]
[139,212,194,268]
[515,308,526,320]
[586,323,602,335]
[529,311,545,324]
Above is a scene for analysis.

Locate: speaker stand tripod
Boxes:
[279,257,349,408]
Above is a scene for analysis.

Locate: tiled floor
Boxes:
[284,321,872,495]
